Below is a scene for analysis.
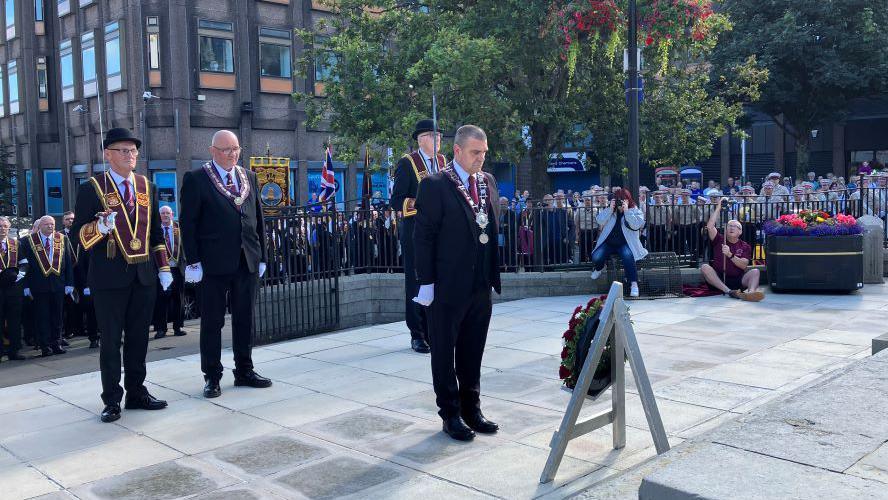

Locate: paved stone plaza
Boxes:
[2,286,887,500]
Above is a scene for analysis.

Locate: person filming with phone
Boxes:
[589,188,647,297]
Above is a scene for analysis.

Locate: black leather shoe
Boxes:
[204,379,222,398]
[233,370,273,388]
[51,345,67,355]
[101,403,121,423]
[173,329,186,337]
[40,348,54,357]
[89,340,100,349]
[411,338,431,353]
[7,352,26,361]
[462,411,499,434]
[59,339,70,347]
[124,393,168,410]
[153,331,167,340]
[442,416,475,441]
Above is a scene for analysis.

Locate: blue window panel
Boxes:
[153,171,178,218]
[43,169,63,215]
[307,170,344,209]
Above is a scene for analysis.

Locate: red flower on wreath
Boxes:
[561,347,569,360]
[559,365,572,379]
[563,329,575,341]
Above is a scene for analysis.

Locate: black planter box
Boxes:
[766,235,863,292]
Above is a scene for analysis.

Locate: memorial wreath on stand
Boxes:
[559,295,613,399]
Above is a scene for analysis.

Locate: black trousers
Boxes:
[199,255,257,381]
[153,268,184,333]
[400,217,427,341]
[33,291,63,350]
[80,293,98,341]
[93,283,156,405]
[63,294,82,337]
[427,288,493,419]
[0,287,23,354]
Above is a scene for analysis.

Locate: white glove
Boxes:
[65,286,74,296]
[258,262,267,278]
[15,271,24,282]
[23,288,31,298]
[96,212,117,235]
[159,271,173,291]
[184,263,203,283]
[412,284,434,307]
[84,288,91,296]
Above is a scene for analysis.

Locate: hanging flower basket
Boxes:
[559,295,612,399]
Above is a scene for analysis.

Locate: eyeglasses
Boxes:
[419,132,443,139]
[107,148,139,156]
[212,146,242,155]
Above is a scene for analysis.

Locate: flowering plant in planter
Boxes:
[560,295,610,395]
[763,210,862,237]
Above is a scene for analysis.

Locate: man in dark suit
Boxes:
[60,210,80,344]
[72,127,172,423]
[21,215,74,357]
[152,205,186,339]
[413,125,502,442]
[72,245,99,349]
[179,129,271,399]
[391,119,447,353]
[0,216,26,360]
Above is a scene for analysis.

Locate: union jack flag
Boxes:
[318,145,338,204]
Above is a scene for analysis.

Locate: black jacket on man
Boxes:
[179,165,266,274]
[20,233,73,351]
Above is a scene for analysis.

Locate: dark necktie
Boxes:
[164,226,172,253]
[122,179,135,215]
[468,175,479,205]
[44,237,51,259]
[225,173,238,195]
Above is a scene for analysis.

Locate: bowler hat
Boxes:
[103,128,142,150]
[411,119,438,140]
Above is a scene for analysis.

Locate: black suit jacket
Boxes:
[20,234,73,294]
[414,169,501,305]
[71,177,164,290]
[391,152,447,216]
[179,164,266,276]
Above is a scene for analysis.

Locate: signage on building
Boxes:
[548,152,587,173]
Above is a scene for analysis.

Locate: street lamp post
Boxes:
[627,0,640,197]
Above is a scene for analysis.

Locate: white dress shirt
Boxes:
[213,161,239,190]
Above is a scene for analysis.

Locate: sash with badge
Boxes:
[0,237,19,287]
[402,152,446,217]
[203,162,251,211]
[27,232,64,276]
[443,167,491,244]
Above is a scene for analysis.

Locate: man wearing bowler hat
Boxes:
[72,127,173,423]
[391,119,447,353]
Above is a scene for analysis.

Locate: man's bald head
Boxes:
[209,130,241,170]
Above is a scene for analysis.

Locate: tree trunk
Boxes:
[529,123,552,199]
[795,136,811,182]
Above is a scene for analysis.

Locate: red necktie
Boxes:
[44,236,51,258]
[122,179,135,212]
[225,173,238,195]
[468,175,479,204]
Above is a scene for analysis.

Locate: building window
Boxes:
[57,0,69,17]
[259,27,292,78]
[60,39,75,101]
[147,16,160,70]
[154,171,178,217]
[105,21,123,91]
[7,60,18,114]
[81,31,98,97]
[44,170,63,216]
[0,69,5,117]
[198,20,234,73]
[35,0,44,21]
[313,35,337,95]
[5,0,15,39]
[80,0,93,7]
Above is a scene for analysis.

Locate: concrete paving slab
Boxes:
[262,336,350,355]
[654,377,772,411]
[0,462,62,499]
[300,406,426,446]
[367,474,495,499]
[143,410,281,455]
[0,402,94,440]
[206,432,330,477]
[776,339,870,357]
[847,441,888,484]
[271,454,409,500]
[242,390,366,428]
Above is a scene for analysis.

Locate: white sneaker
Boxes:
[590,269,602,280]
[630,283,640,297]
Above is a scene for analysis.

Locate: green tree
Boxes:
[711,0,888,179]
[296,1,757,196]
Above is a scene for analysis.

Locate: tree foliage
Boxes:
[711,0,888,178]
[296,0,761,196]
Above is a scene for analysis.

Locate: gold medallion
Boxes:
[106,193,121,207]
[130,239,142,251]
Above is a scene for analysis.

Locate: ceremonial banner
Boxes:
[250,155,290,213]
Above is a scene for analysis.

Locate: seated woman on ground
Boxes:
[699,197,765,302]
[589,188,647,297]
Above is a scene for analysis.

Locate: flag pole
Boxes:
[432,91,440,172]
